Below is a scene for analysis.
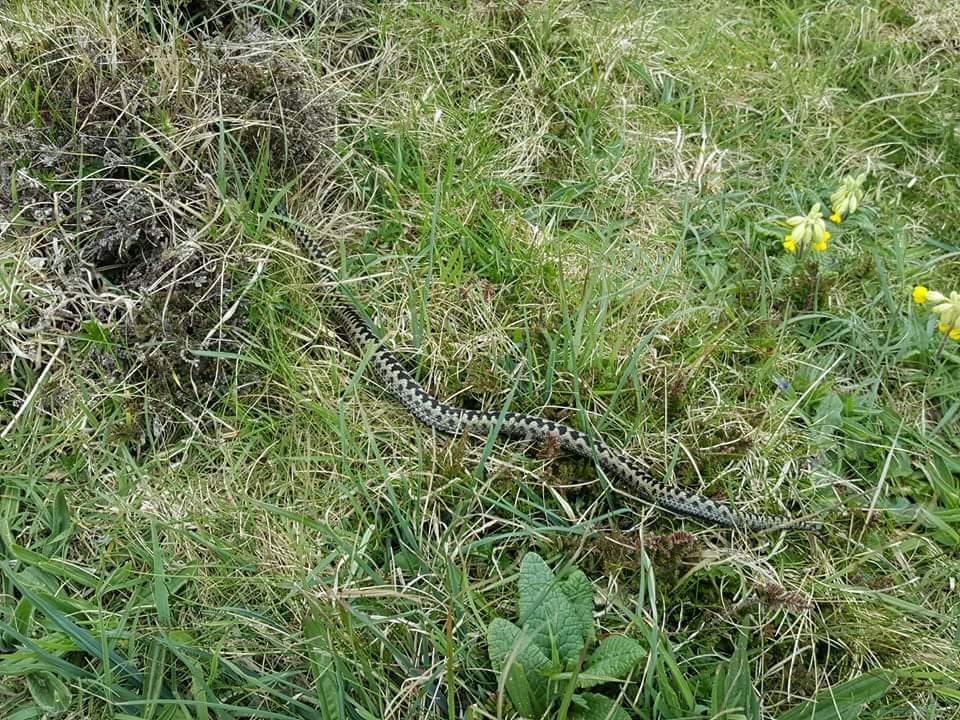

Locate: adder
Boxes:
[279,206,820,533]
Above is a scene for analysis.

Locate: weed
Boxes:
[486,552,645,719]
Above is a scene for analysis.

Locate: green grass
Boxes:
[1,0,959,718]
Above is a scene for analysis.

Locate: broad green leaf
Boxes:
[304,613,345,720]
[517,553,586,664]
[0,564,144,689]
[7,542,99,589]
[571,692,632,720]
[813,392,843,442]
[150,525,171,625]
[25,671,72,712]
[559,568,595,646]
[711,634,759,720]
[487,617,552,678]
[46,488,73,552]
[13,597,34,635]
[658,637,695,711]
[518,553,556,624]
[487,617,552,717]
[776,669,895,720]
[7,708,45,720]
[312,652,345,720]
[580,636,646,689]
[654,656,690,715]
[0,619,98,682]
[504,659,543,719]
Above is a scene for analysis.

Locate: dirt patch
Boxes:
[0,128,235,446]
[0,24,339,446]
[148,0,363,37]
[213,52,339,177]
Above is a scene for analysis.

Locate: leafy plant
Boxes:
[486,553,646,719]
[776,669,894,720]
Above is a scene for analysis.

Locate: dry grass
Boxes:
[1,1,959,718]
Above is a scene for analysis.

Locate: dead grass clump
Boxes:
[211,52,338,177]
[0,20,341,444]
[148,0,362,38]
[0,125,239,446]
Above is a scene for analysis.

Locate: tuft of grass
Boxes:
[1,0,959,718]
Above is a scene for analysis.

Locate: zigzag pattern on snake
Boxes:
[281,208,820,533]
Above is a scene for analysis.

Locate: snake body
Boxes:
[285,212,819,533]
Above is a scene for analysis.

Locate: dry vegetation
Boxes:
[1,1,959,719]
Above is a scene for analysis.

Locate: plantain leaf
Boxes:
[25,671,72,712]
[711,634,760,720]
[304,613,346,720]
[0,563,144,689]
[7,542,99,589]
[776,669,895,720]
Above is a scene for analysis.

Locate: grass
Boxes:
[1,0,959,718]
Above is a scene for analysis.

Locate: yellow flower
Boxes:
[915,287,960,341]
[830,172,867,217]
[913,286,945,306]
[932,291,960,328]
[830,211,842,224]
[785,203,826,251]
[813,239,828,252]
[783,235,797,253]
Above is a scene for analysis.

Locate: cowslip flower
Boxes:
[938,323,960,340]
[830,172,867,221]
[913,286,944,306]
[784,203,827,252]
[913,286,960,341]
[932,291,960,328]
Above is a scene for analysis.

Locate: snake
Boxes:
[281,207,821,533]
